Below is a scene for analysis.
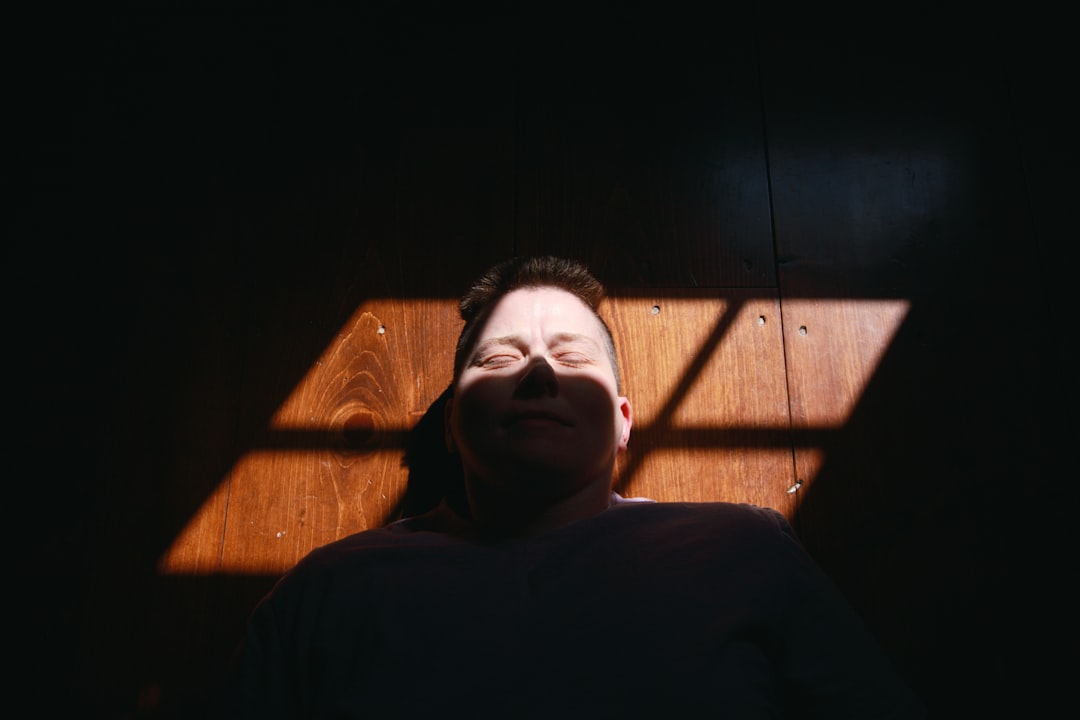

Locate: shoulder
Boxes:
[577,500,806,569]
[300,516,462,567]
[608,499,794,536]
[264,513,462,592]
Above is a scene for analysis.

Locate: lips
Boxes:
[504,409,571,427]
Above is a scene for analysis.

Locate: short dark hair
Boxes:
[453,256,621,390]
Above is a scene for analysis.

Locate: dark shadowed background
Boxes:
[9,3,1053,717]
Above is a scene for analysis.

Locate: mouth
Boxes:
[504,411,571,427]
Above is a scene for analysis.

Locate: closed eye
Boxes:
[554,352,592,367]
[475,353,522,369]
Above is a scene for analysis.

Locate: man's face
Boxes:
[446,287,632,498]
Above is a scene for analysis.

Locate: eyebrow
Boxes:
[548,332,601,350]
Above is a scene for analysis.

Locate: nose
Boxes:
[516,357,558,397]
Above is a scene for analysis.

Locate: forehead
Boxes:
[479,287,603,338]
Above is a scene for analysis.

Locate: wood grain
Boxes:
[606,291,795,515]
[43,9,1045,717]
[213,300,459,575]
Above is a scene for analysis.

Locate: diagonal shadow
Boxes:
[612,297,744,496]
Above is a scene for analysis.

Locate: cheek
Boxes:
[451,378,509,432]
[563,377,621,426]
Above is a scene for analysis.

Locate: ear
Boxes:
[444,394,457,454]
[616,396,632,451]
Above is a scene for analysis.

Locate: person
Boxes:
[213,255,926,718]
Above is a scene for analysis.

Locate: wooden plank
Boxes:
[761,25,1041,716]
[780,298,909,505]
[606,291,795,516]
[217,299,459,574]
[75,109,260,709]
[72,12,521,714]
[199,17,519,574]
[514,27,773,288]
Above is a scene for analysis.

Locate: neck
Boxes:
[463,472,615,539]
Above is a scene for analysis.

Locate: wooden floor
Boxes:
[15,6,1050,717]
